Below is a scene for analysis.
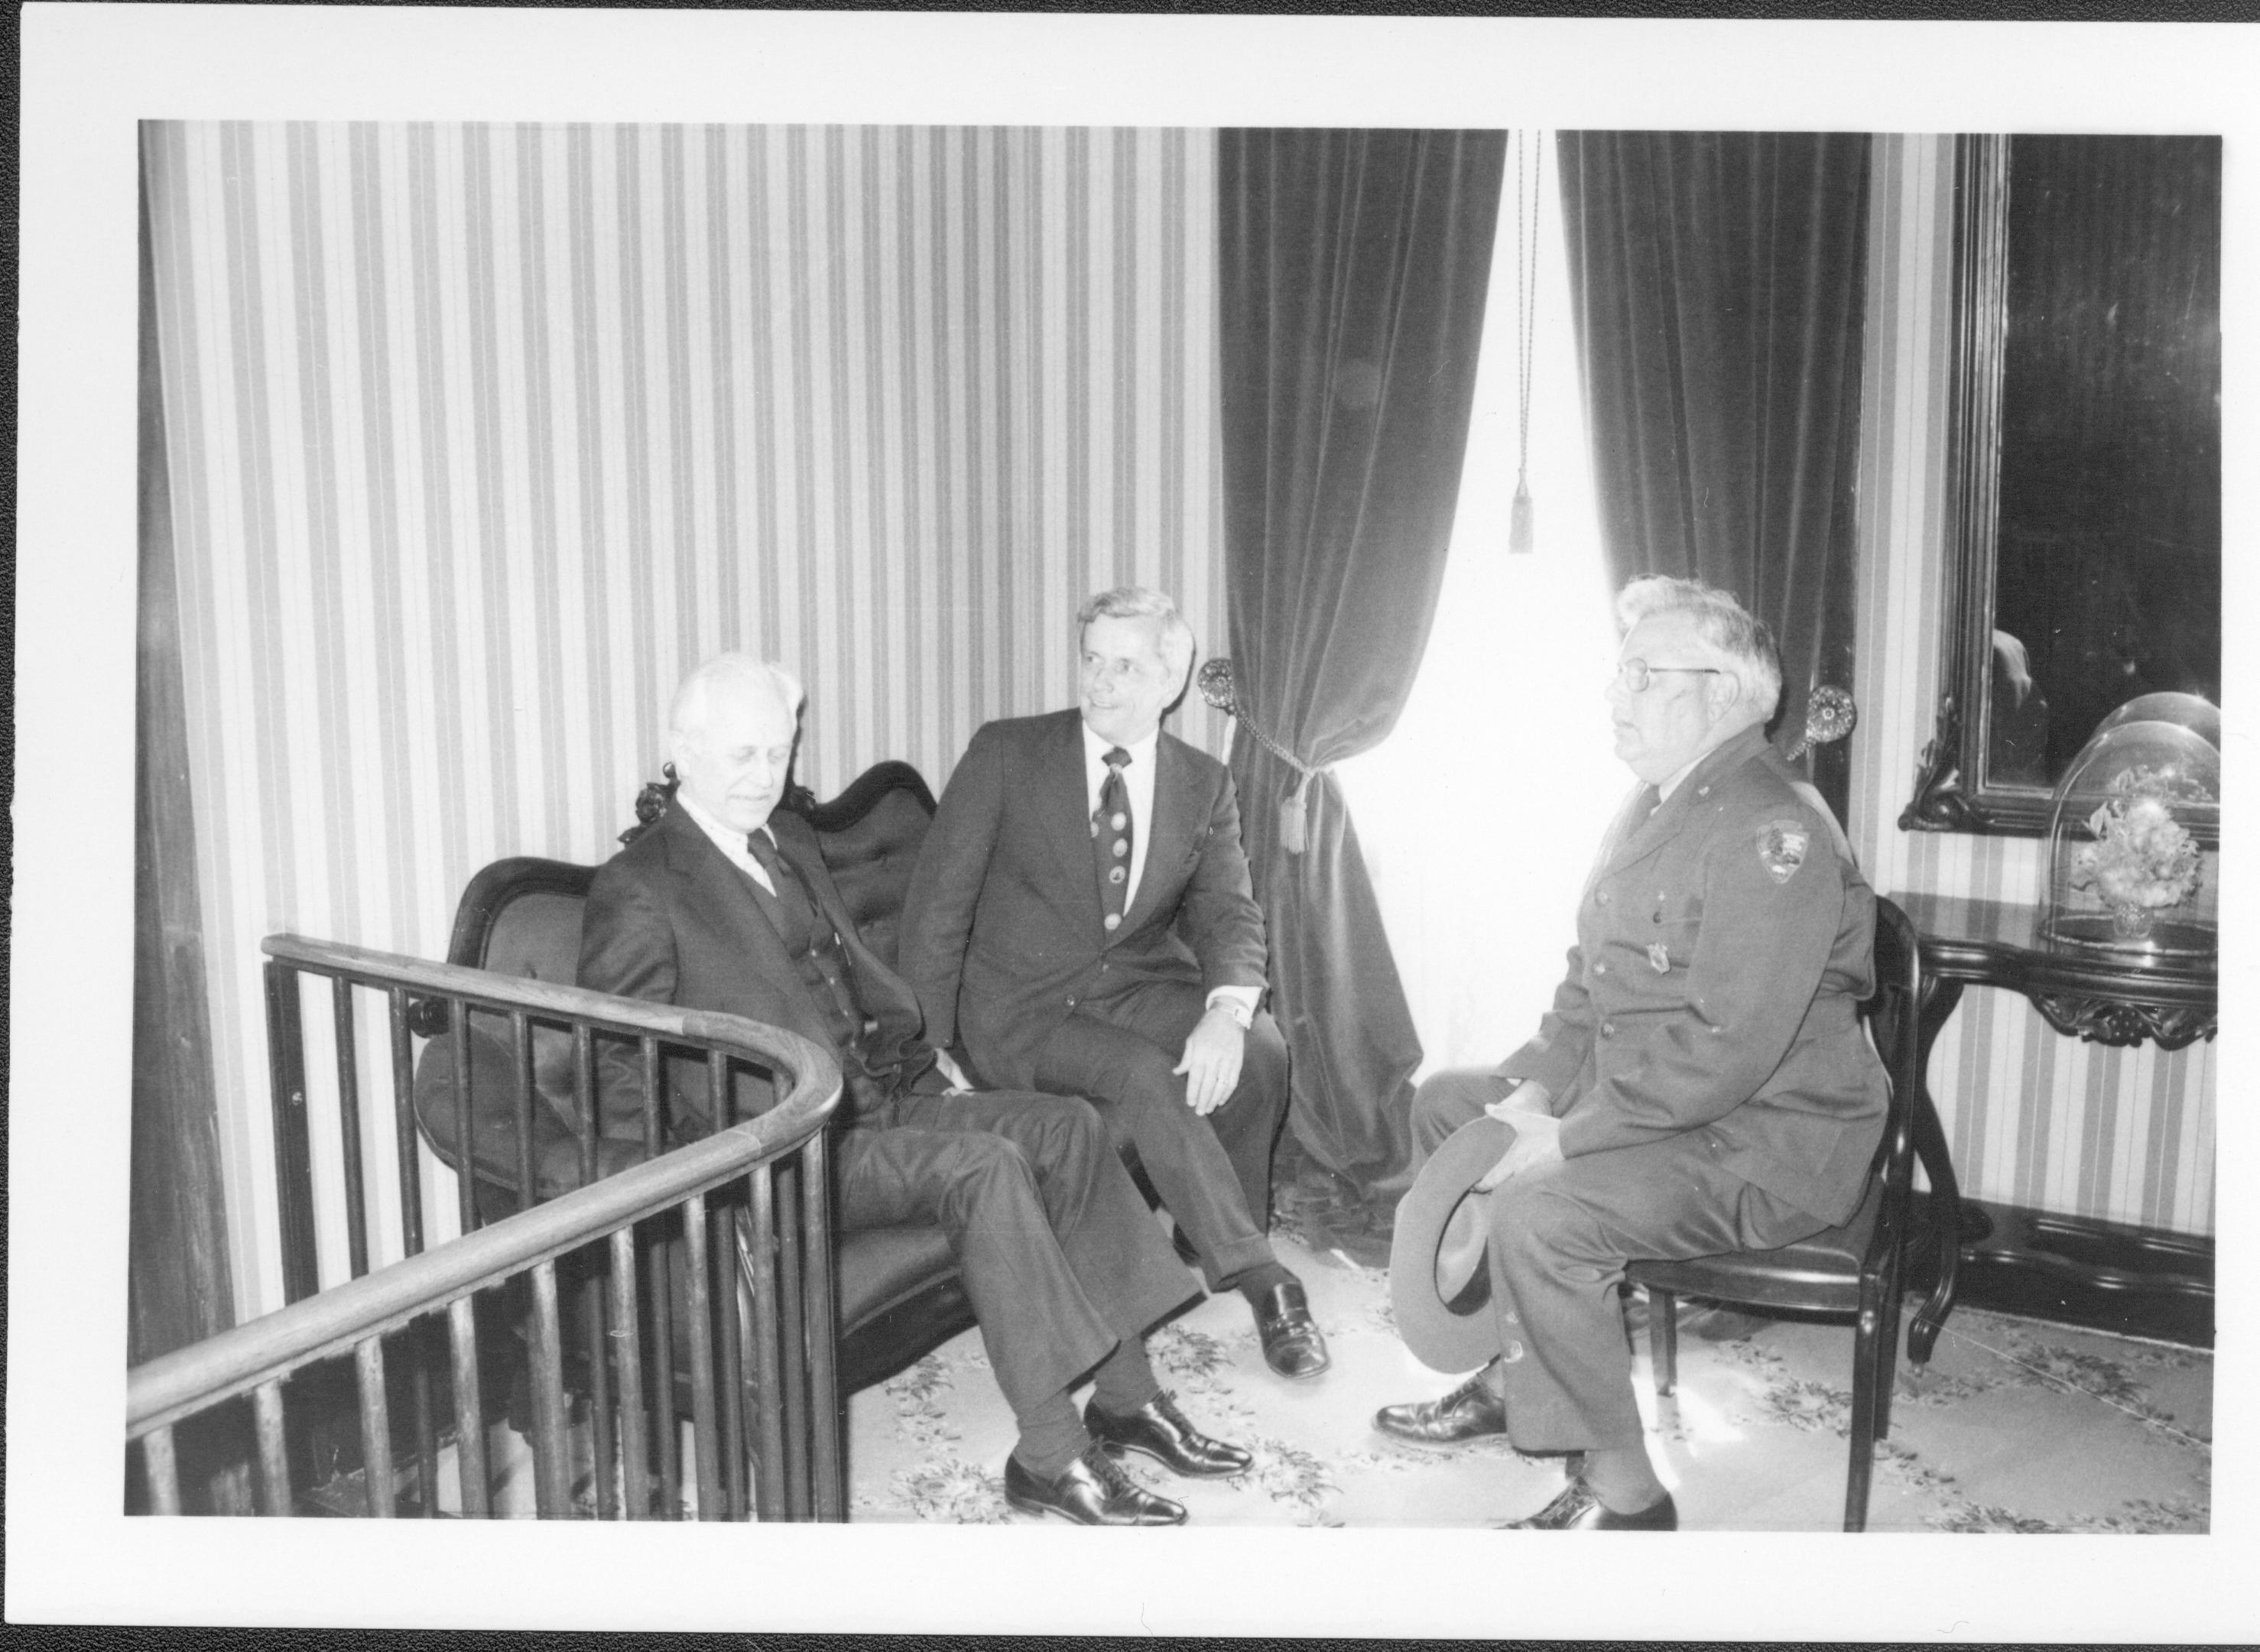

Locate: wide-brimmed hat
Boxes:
[1388,1115,1515,1371]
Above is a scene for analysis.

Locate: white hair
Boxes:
[1616,575,1782,723]
[1077,585,1196,682]
[668,653,806,740]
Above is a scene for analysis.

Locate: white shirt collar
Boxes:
[675,791,778,893]
[1081,718,1158,773]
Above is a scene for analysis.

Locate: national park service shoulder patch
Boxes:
[1756,818,1810,884]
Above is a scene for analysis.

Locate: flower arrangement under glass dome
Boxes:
[2041,711,2218,959]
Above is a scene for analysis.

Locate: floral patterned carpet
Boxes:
[843,1220,2211,1533]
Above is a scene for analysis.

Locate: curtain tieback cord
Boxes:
[1198,659,1324,855]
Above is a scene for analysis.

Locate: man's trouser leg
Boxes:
[1483,1132,1829,1452]
[835,1091,1190,1423]
[1030,981,1287,1291]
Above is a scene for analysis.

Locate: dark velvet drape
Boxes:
[1218,130,1507,1191]
[1557,132,1870,820]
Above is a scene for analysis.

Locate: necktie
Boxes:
[745,829,818,951]
[1093,746,1133,933]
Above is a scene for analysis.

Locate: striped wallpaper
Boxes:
[141,122,1232,1319]
[1846,135,2214,1237]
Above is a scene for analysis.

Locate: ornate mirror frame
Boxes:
[1902,134,2222,839]
[1901,135,2042,836]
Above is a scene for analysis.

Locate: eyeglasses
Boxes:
[1613,659,1727,695]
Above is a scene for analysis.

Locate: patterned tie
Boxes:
[745,829,818,952]
[1093,746,1134,934]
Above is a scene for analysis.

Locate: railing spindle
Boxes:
[267,963,320,1303]
[608,1226,651,1519]
[743,1164,787,1520]
[387,988,440,1514]
[716,1203,748,1520]
[446,1295,489,1518]
[681,1191,721,1520]
[333,976,371,1279]
[450,1000,477,1236]
[798,1128,843,1520]
[529,1261,571,1517]
[254,1381,291,1515]
[388,987,424,1258]
[141,1425,182,1515]
[511,1011,537,1212]
[775,1157,810,1518]
[570,1026,616,1517]
[354,1336,395,1517]
[646,1223,680,1517]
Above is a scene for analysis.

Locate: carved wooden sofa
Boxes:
[411,761,986,1398]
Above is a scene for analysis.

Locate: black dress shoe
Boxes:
[1502,1480,1677,1530]
[1253,1280,1330,1379]
[1373,1369,1507,1444]
[1002,1446,1187,1526]
[1087,1391,1252,1478]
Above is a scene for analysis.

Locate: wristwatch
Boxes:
[1208,996,1255,1030]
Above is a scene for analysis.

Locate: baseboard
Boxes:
[1937,1195,2214,1349]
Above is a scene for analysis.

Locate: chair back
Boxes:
[1858,895,1924,1276]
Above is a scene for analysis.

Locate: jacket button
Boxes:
[1593,962,1608,975]
[1600,1021,1615,1037]
[1064,996,1078,1009]
[1596,891,1611,906]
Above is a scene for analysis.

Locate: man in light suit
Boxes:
[1375,576,1887,1530]
[898,587,1329,1381]
[579,654,1252,1525]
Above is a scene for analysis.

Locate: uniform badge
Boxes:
[1646,941,1672,973]
[1757,819,1810,884]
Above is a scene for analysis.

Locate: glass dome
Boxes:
[2042,712,2218,960]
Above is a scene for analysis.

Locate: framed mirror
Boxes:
[1901,133,2221,837]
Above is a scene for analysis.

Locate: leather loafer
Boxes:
[1502,1479,1677,1530]
[1253,1280,1331,1379]
[1003,1445,1187,1526]
[1087,1391,1252,1478]
[1373,1369,1507,1444]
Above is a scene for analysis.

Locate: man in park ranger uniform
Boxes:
[1373,576,1888,1531]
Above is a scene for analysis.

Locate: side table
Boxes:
[1895,892,2217,1351]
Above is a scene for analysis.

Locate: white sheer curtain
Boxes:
[1337,138,1626,1075]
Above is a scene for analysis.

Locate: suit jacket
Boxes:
[897,709,1270,1091]
[577,800,939,1141]
[1498,725,1888,1225]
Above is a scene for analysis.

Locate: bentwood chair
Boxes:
[1626,895,1930,1532]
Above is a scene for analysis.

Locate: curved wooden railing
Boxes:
[128,936,845,1522]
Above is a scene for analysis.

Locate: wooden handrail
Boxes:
[261,933,822,1053]
[132,938,844,1440]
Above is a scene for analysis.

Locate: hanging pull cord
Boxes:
[1510,130,1543,555]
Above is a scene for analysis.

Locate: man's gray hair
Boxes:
[1076,586,1197,683]
[669,652,807,739]
[1616,576,1782,722]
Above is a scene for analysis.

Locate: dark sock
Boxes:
[1233,1261,1297,1304]
[1011,1390,1090,1482]
[1088,1339,1162,1417]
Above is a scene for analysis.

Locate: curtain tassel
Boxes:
[1508,476,1535,555]
[1280,770,1317,855]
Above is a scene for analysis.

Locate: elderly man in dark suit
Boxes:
[897,587,1328,1381]
[1374,576,1887,1530]
[579,654,1251,1525]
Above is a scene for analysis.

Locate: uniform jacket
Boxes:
[1499,725,1888,1224]
[578,800,940,1140]
[896,709,1271,1090]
